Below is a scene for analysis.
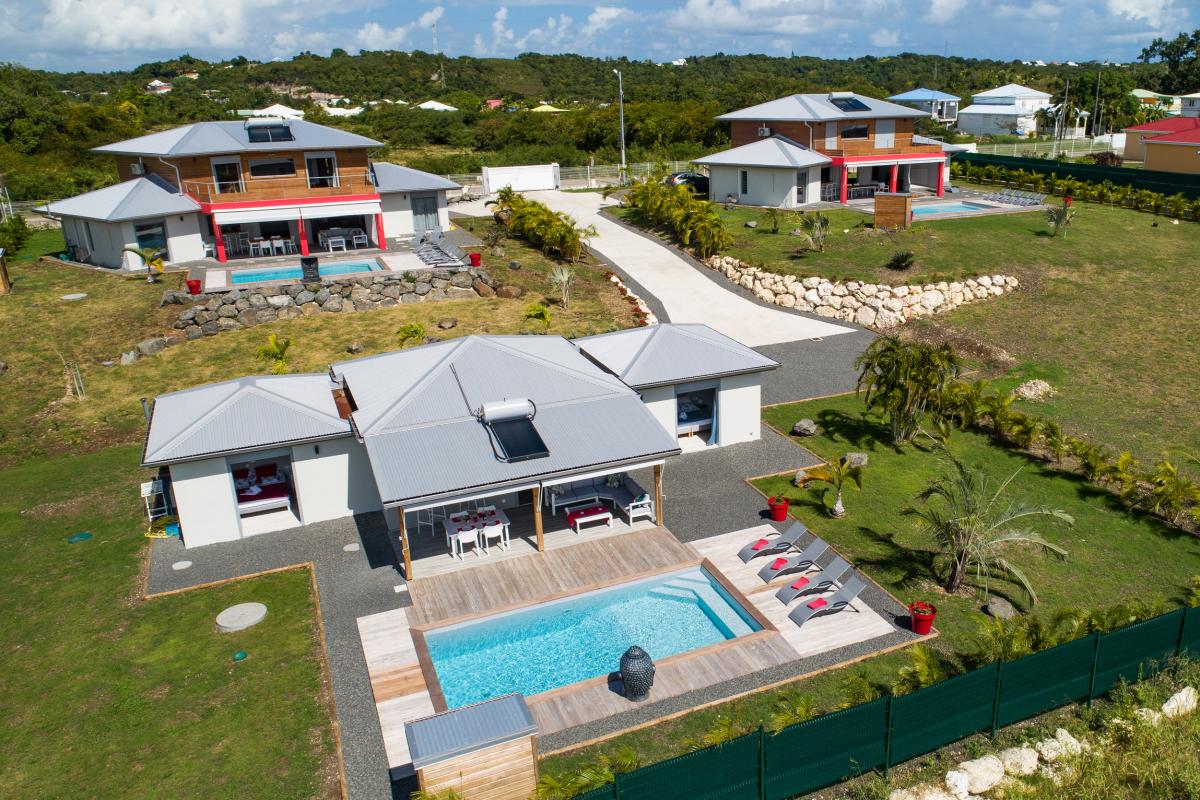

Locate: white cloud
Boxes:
[356,7,444,51]
[926,0,967,24]
[1106,0,1177,28]
[582,6,636,37]
[515,13,575,52]
[664,0,896,38]
[870,30,900,47]
[993,1,1061,20]
[38,0,262,51]
[473,6,517,54]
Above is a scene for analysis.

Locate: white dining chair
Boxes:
[352,233,370,249]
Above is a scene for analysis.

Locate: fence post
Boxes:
[883,694,894,777]
[757,725,767,800]
[1177,607,1188,657]
[990,662,1003,738]
[1087,631,1102,707]
[613,771,622,800]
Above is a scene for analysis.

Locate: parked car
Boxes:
[664,172,709,194]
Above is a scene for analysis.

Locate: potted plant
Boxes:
[767,495,790,522]
[908,601,937,635]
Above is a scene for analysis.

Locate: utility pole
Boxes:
[432,23,446,90]
[613,69,627,184]
[1091,66,1103,138]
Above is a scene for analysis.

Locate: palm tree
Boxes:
[835,670,882,709]
[1147,458,1197,525]
[891,645,946,695]
[548,266,576,309]
[795,212,830,252]
[759,207,783,234]
[685,715,747,751]
[1041,420,1068,463]
[124,245,164,283]
[255,333,292,374]
[904,451,1073,603]
[1044,203,1076,238]
[770,691,817,732]
[808,457,864,518]
[396,323,425,348]
[855,336,961,445]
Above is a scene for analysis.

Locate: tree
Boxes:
[891,645,946,695]
[855,336,961,445]
[904,451,1072,604]
[1147,458,1197,525]
[759,207,783,234]
[548,265,576,309]
[123,245,164,283]
[807,456,863,518]
[1044,203,1076,238]
[524,302,552,330]
[255,333,292,374]
[396,323,425,347]
[1141,30,1200,96]
[795,211,830,252]
[770,691,817,732]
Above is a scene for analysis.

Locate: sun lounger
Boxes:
[756,537,829,583]
[788,575,867,628]
[737,522,809,563]
[774,556,852,605]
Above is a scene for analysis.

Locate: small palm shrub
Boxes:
[770,691,817,731]
[1045,203,1077,238]
[891,645,947,695]
[885,250,915,271]
[255,333,292,374]
[524,302,552,330]
[396,323,425,348]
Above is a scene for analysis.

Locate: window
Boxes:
[830,96,870,112]
[795,170,806,203]
[246,123,294,143]
[841,123,869,140]
[211,157,243,194]
[305,152,339,189]
[739,169,748,195]
[80,220,95,254]
[248,158,296,178]
[135,220,167,252]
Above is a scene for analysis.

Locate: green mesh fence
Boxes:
[889,665,999,764]
[955,152,1200,198]
[574,785,617,800]
[763,697,889,800]
[1093,609,1186,697]
[616,731,759,800]
[996,634,1096,728]
[1181,606,1200,656]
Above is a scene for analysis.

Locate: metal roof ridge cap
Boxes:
[145,379,249,461]
[479,336,631,394]
[351,339,469,434]
[618,323,665,381]
[253,377,349,427]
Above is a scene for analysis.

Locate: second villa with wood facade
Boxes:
[696,91,955,208]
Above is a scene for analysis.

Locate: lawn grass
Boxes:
[0,445,338,799]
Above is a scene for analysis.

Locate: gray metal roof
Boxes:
[37,175,201,222]
[405,694,537,770]
[142,374,350,465]
[92,120,382,158]
[912,135,972,153]
[717,92,926,123]
[889,88,960,102]
[972,83,1051,101]
[372,162,461,193]
[331,335,680,506]
[575,323,779,389]
[694,135,830,169]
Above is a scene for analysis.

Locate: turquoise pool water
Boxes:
[424,567,761,708]
[911,202,990,216]
[229,260,377,284]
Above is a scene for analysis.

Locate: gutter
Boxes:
[627,363,781,392]
[141,430,353,469]
[157,156,184,193]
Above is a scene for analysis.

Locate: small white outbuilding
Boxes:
[694,135,831,208]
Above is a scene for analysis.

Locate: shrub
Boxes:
[524,302,552,330]
[622,176,732,258]
[487,187,596,262]
[885,250,915,271]
[396,323,425,347]
[0,214,33,256]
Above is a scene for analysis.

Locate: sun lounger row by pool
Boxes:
[981,188,1046,206]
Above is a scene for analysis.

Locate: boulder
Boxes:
[473,279,495,297]
[234,298,250,311]
[299,302,321,316]
[844,452,869,468]
[802,276,821,289]
[431,277,448,289]
[136,337,168,356]
[943,770,970,800]
[450,271,474,288]
[875,309,903,328]
[401,294,421,304]
[178,306,199,322]
[200,321,219,336]
[315,287,331,305]
[438,317,458,330]
[984,596,1017,620]
[119,351,139,366]
[922,289,946,309]
[267,295,292,308]
[237,309,259,327]
[216,318,242,332]
[1162,686,1198,719]
[744,220,758,228]
[346,342,363,354]
[248,293,268,308]
[295,290,316,305]
[217,304,239,318]
[183,325,204,341]
[380,284,401,299]
[776,293,796,308]
[999,746,1039,776]
[413,281,433,296]
[955,756,1005,794]
[792,419,819,436]
[1135,707,1164,726]
[322,296,343,313]
[496,284,524,299]
[854,306,877,327]
[255,308,278,324]
[803,288,821,305]
[508,259,521,270]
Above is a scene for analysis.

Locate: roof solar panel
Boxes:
[489,418,549,462]
[830,97,870,112]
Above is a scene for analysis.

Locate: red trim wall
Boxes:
[197,193,380,213]
[829,153,948,165]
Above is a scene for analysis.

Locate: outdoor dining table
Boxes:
[442,508,511,558]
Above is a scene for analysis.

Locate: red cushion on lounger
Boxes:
[770,557,788,570]
[790,576,811,590]
[257,463,278,479]
[807,597,829,610]
[750,538,770,551]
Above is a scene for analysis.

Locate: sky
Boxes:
[1,0,1197,73]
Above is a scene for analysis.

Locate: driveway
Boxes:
[492,190,856,347]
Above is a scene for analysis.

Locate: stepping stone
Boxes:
[171,560,193,571]
[216,602,268,632]
[60,293,88,301]
[343,542,360,552]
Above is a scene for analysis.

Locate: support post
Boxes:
[1086,630,1101,707]
[532,486,544,551]
[839,165,849,205]
[889,163,899,193]
[936,161,946,197]
[653,464,664,527]
[990,662,1003,738]
[883,694,894,776]
[0,249,11,295]
[375,212,387,250]
[398,506,412,579]
[212,218,227,263]
[297,217,309,257]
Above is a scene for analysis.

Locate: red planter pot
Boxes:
[909,602,937,635]
[767,497,790,522]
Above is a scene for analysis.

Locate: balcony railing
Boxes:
[182,170,376,204]
[822,141,944,158]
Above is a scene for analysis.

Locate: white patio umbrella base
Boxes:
[171,560,193,571]
[216,602,268,632]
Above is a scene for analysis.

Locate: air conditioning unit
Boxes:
[130,162,144,176]
[757,126,771,137]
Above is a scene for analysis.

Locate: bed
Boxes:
[236,482,292,515]
[676,398,713,435]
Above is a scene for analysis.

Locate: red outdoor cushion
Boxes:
[790,576,811,590]
[257,463,278,479]
[750,538,770,551]
[770,557,788,570]
[232,468,250,481]
[566,505,607,525]
[807,597,829,610]
[237,482,288,503]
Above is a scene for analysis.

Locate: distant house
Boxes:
[237,103,305,120]
[1141,128,1200,173]
[888,88,960,123]
[1182,92,1200,118]
[417,100,458,112]
[696,91,952,206]
[145,79,172,95]
[530,104,566,113]
[179,71,201,80]
[485,98,504,109]
[1131,89,1181,115]
[325,106,364,117]
[956,83,1051,137]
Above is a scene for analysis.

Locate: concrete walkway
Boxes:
[461,191,855,347]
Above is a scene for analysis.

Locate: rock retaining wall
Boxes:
[703,256,1018,330]
[161,267,505,341]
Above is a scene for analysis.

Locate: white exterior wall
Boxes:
[716,372,762,446]
[170,457,242,548]
[290,436,381,524]
[164,213,206,264]
[1183,97,1200,118]
[957,112,1037,137]
[707,165,811,208]
[379,191,451,239]
[639,385,678,439]
[481,164,560,193]
[60,214,206,268]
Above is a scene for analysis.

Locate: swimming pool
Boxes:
[911,202,992,216]
[229,260,378,285]
[423,566,762,708]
